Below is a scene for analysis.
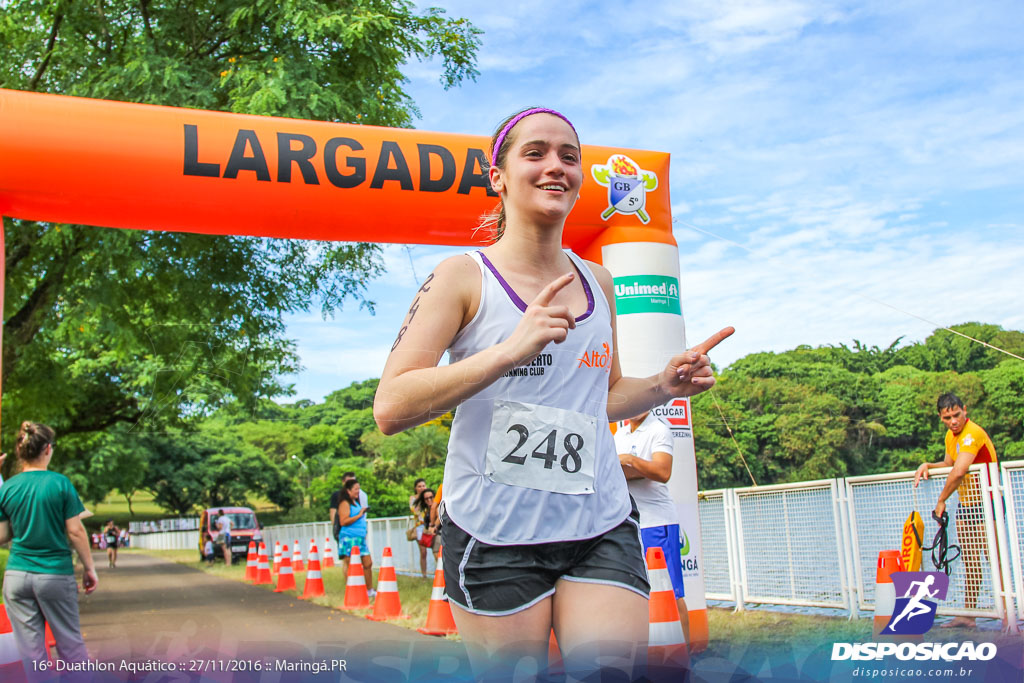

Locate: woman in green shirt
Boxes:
[0,421,98,666]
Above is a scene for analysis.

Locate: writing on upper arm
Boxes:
[391,273,437,351]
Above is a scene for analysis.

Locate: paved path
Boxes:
[76,551,470,681]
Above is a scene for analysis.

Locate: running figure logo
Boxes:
[591,154,658,224]
[884,571,949,635]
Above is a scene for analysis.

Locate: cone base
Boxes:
[687,608,709,654]
[299,590,325,600]
[417,626,458,636]
[367,614,410,621]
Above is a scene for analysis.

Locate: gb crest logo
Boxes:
[591,154,659,223]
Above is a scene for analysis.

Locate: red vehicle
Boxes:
[199,507,261,562]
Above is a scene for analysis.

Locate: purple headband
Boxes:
[490,107,578,167]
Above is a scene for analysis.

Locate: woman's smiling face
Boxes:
[490,113,582,224]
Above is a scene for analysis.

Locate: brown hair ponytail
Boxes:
[15,421,55,462]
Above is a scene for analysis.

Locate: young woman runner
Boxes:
[374,107,732,679]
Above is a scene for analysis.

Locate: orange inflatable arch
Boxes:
[0,86,677,402]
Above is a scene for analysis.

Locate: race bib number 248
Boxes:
[485,400,597,495]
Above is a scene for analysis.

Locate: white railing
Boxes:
[131,529,199,551]
[699,462,1021,630]
[129,517,198,533]
[1001,461,1024,626]
[130,516,435,575]
[258,516,436,576]
[734,479,851,612]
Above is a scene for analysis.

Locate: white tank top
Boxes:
[441,250,631,545]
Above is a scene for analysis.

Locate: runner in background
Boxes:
[103,520,120,568]
[914,392,998,628]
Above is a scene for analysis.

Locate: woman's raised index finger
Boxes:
[531,272,576,306]
[690,326,735,355]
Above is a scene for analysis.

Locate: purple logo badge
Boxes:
[884,571,949,635]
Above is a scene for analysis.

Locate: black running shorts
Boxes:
[440,501,650,616]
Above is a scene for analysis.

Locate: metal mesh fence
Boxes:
[1003,464,1024,620]
[735,482,847,609]
[698,491,732,600]
[846,467,997,616]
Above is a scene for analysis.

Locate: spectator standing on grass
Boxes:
[914,392,998,629]
[216,509,233,565]
[0,422,98,672]
[329,471,368,540]
[408,478,427,514]
[411,488,439,576]
[204,533,216,565]
[335,478,375,597]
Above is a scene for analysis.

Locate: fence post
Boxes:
[728,489,745,611]
[977,466,1007,625]
[835,477,859,619]
[988,463,1018,633]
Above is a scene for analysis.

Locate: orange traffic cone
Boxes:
[547,629,564,678]
[300,541,326,600]
[645,546,689,671]
[253,542,272,585]
[323,536,335,569]
[343,546,371,609]
[272,541,282,574]
[2,603,63,679]
[874,550,904,638]
[418,546,458,635]
[368,547,407,620]
[292,541,304,572]
[244,541,257,582]
[1,604,29,682]
[274,545,296,592]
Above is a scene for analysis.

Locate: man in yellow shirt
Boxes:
[914,392,997,628]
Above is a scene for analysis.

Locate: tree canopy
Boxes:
[693,323,1024,489]
[1,1,481,460]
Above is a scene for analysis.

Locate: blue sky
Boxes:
[282,0,1024,402]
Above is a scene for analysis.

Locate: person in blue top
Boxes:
[335,478,375,597]
[0,421,98,669]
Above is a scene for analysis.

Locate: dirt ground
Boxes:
[76,551,470,681]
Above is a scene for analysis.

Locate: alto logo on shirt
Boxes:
[577,342,611,372]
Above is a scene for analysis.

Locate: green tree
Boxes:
[143,427,299,514]
[1,1,480,452]
[896,323,1024,373]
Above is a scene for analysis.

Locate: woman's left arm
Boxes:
[590,263,734,422]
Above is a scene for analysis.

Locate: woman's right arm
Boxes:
[66,515,98,593]
[374,256,578,435]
